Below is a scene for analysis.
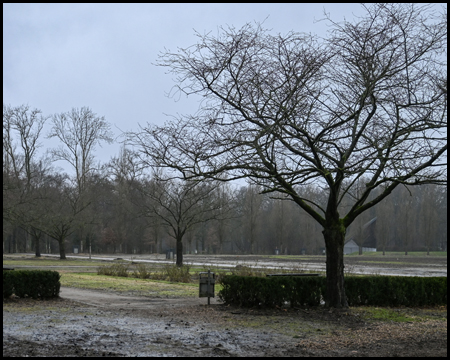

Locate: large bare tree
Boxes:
[48,107,114,253]
[132,4,447,307]
[3,104,51,256]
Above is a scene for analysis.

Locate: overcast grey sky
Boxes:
[3,3,369,174]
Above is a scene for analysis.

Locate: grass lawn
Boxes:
[3,255,221,298]
[2,259,108,267]
[345,251,447,257]
[60,272,203,298]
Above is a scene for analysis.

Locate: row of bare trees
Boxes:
[4,115,447,259]
[3,104,113,259]
[4,174,447,258]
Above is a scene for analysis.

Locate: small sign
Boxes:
[199,270,215,304]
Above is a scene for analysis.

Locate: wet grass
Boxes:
[60,272,208,298]
[352,260,413,265]
[345,251,447,257]
[218,305,447,342]
[268,255,320,259]
[268,252,447,259]
[3,256,108,268]
[225,315,335,338]
[354,306,447,323]
[356,307,419,322]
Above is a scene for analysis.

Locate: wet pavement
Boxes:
[59,287,221,309]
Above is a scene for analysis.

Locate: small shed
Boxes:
[344,239,359,255]
[344,238,377,255]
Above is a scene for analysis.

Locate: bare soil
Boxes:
[3,287,447,357]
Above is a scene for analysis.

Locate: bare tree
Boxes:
[374,194,394,256]
[138,174,226,266]
[132,4,446,307]
[48,107,113,194]
[213,183,234,253]
[106,146,144,253]
[35,173,88,259]
[400,187,416,255]
[3,104,49,189]
[344,178,375,255]
[239,184,264,254]
[420,185,439,255]
[273,197,287,255]
[437,186,447,252]
[3,104,51,256]
[48,107,114,252]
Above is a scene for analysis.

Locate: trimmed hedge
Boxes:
[3,270,61,300]
[345,276,447,307]
[218,275,325,307]
[218,275,447,308]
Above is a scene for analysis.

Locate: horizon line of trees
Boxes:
[4,174,448,256]
[3,104,447,258]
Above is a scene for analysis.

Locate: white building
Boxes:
[344,239,376,255]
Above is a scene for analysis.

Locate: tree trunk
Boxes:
[176,238,183,267]
[323,224,348,308]
[58,238,67,260]
[35,235,41,257]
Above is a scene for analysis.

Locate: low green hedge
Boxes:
[218,275,325,307]
[218,275,447,308]
[345,276,447,306]
[3,270,61,300]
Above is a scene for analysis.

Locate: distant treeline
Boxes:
[3,104,447,257]
[4,164,447,256]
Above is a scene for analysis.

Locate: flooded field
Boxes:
[14,252,447,277]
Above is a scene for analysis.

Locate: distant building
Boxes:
[344,217,377,254]
[344,238,377,255]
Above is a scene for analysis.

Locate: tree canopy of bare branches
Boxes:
[3,104,51,256]
[137,174,231,266]
[48,107,114,258]
[131,4,447,308]
[48,107,114,195]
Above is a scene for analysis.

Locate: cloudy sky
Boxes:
[3,3,368,174]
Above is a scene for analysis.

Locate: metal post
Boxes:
[207,269,211,305]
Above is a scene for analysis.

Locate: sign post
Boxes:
[199,270,215,305]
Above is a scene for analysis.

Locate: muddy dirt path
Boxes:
[3,286,447,357]
[3,289,290,357]
[59,286,221,309]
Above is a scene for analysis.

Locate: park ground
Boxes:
[3,253,447,357]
